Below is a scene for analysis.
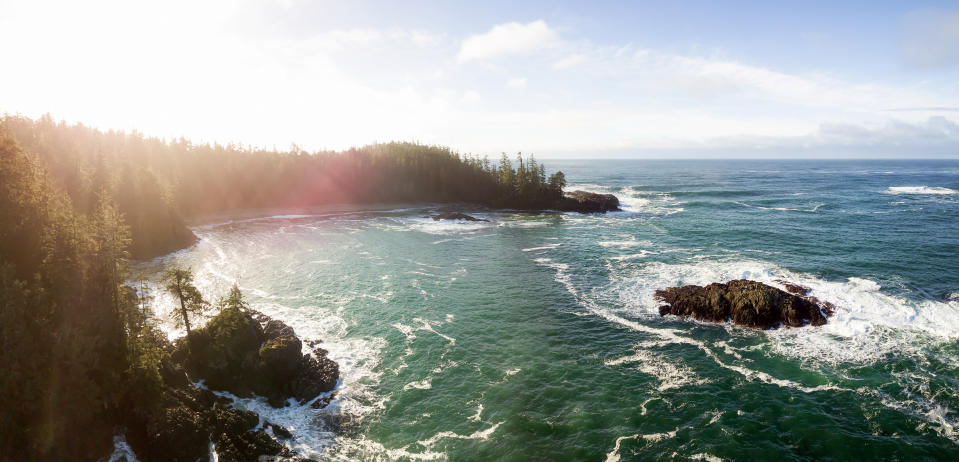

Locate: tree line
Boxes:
[1,114,567,259]
[0,128,249,457]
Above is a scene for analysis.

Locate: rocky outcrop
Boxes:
[175,309,338,408]
[655,279,834,329]
[137,386,298,462]
[430,212,490,222]
[555,190,621,213]
[124,309,336,461]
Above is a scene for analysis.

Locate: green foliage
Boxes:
[218,283,249,312]
[2,116,569,255]
[162,268,209,343]
[0,130,168,458]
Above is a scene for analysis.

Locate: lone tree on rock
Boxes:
[162,267,209,349]
[218,283,249,312]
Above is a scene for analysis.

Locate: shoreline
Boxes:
[184,202,464,227]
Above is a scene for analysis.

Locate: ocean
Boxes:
[137,159,959,460]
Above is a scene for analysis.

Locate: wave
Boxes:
[566,183,682,216]
[886,186,959,195]
[735,201,824,213]
[603,259,959,363]
[534,254,959,438]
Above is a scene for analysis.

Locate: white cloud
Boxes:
[461,90,482,104]
[507,77,528,89]
[553,53,588,69]
[457,20,559,62]
[2,1,958,158]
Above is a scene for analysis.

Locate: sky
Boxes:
[2,0,959,158]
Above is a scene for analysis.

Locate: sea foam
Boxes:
[886,186,959,195]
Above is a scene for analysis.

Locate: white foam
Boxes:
[522,243,562,252]
[690,453,723,462]
[642,428,678,443]
[887,186,959,195]
[604,435,638,462]
[605,349,708,391]
[469,403,484,422]
[735,201,823,213]
[107,434,139,462]
[603,259,959,363]
[403,378,433,390]
[597,238,654,249]
[404,216,495,235]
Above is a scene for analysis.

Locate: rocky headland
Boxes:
[122,308,338,461]
[656,279,834,329]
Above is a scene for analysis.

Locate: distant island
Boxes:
[0,114,619,461]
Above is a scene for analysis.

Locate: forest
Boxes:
[1,114,567,259]
[0,114,572,459]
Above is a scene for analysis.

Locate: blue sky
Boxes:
[2,0,958,157]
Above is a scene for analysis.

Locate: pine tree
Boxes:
[218,283,249,312]
[162,268,209,349]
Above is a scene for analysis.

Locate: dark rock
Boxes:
[656,279,832,329]
[259,334,304,378]
[182,308,339,407]
[555,190,621,213]
[775,279,810,296]
[270,423,293,439]
[143,406,209,462]
[430,212,489,222]
[290,355,339,403]
[212,428,293,462]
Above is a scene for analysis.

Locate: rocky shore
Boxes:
[656,279,834,329]
[122,309,338,461]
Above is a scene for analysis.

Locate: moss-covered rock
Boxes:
[177,309,338,407]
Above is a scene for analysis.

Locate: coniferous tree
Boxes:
[162,268,209,349]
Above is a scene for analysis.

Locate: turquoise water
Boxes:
[140,160,959,460]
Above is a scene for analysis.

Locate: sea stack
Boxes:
[655,279,834,329]
[555,190,622,213]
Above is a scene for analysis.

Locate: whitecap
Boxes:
[605,434,638,462]
[886,186,959,195]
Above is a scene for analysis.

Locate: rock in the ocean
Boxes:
[430,212,489,222]
[177,308,339,407]
[555,190,621,213]
[655,279,832,329]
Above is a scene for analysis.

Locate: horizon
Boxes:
[2,0,959,158]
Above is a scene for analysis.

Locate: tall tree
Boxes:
[162,268,208,349]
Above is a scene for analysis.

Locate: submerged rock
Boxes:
[430,212,489,222]
[655,279,833,329]
[555,190,621,213]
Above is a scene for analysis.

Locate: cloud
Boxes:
[901,9,959,68]
[507,77,527,89]
[553,53,587,69]
[457,20,558,62]
[461,90,482,104]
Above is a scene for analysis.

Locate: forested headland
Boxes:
[1,114,570,260]
[0,114,613,460]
